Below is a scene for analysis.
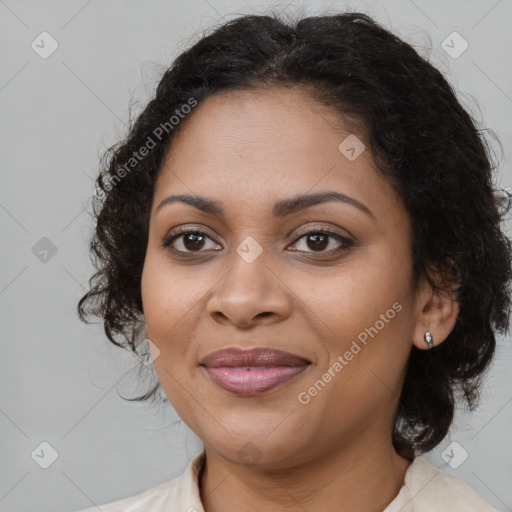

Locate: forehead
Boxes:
[154,87,402,221]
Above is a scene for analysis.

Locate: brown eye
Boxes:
[290,228,353,255]
[162,230,220,253]
[305,232,329,251]
[182,232,206,251]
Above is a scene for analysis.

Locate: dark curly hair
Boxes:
[77,10,512,460]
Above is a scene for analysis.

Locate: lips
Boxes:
[200,348,311,395]
[200,347,311,368]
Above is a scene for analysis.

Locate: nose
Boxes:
[206,249,292,329]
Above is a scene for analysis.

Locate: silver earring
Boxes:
[424,331,434,349]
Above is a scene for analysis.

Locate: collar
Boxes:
[173,449,207,511]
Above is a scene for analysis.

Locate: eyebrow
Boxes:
[155,191,375,220]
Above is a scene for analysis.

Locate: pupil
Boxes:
[184,233,205,251]
[308,234,328,251]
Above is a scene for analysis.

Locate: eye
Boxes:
[162,228,220,254]
[289,228,353,255]
[162,226,353,258]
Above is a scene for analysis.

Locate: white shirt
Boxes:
[77,451,498,511]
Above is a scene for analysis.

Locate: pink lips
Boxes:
[200,348,311,396]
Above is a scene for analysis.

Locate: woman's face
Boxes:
[141,87,428,468]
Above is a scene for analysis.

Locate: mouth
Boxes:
[199,347,312,396]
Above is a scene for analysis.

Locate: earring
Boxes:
[424,331,434,349]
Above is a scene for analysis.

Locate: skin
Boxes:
[140,86,460,512]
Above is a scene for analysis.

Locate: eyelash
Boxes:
[161,226,354,259]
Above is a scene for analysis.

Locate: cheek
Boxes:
[141,252,186,350]
[140,259,199,408]
[292,254,413,387]
[297,276,412,424]
[293,253,407,338]
[140,251,214,363]
[141,246,179,312]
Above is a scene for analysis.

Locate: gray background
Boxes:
[1,0,511,511]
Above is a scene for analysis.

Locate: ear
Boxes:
[412,263,461,350]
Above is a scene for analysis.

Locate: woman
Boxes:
[76,11,511,512]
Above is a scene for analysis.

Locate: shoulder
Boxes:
[74,451,206,512]
[392,456,499,512]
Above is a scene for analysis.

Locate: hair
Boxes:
[77,10,512,460]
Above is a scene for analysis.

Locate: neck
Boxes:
[199,434,413,512]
